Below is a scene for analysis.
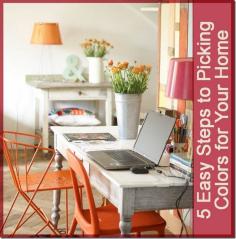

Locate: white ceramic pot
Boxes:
[115,93,142,139]
[87,57,104,83]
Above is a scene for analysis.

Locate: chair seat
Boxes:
[19,169,79,192]
[83,204,166,235]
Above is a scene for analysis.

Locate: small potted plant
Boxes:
[81,39,113,83]
[108,60,151,139]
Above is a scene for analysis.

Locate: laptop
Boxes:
[87,111,176,170]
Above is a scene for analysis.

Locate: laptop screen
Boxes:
[133,111,176,165]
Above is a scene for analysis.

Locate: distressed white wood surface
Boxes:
[52,126,193,234]
[26,75,112,89]
[52,126,192,188]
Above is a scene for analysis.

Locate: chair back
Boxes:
[1,131,52,192]
[67,150,99,235]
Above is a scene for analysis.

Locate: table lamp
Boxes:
[31,23,62,79]
[166,57,193,158]
[31,23,62,45]
[166,57,193,102]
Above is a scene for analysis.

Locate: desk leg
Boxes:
[118,188,135,235]
[119,216,132,235]
[42,90,49,148]
[51,150,63,227]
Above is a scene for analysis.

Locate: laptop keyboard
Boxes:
[106,151,145,165]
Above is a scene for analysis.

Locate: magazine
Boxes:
[64,133,117,142]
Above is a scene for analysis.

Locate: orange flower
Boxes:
[132,67,141,74]
[108,59,113,66]
[86,43,92,48]
[139,65,145,72]
[145,64,152,73]
[111,66,120,74]
[117,63,123,69]
[122,62,129,69]
[81,42,92,48]
[116,62,128,70]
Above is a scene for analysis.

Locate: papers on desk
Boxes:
[72,140,132,152]
[64,133,116,142]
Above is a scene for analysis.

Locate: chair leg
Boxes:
[25,199,60,236]
[68,216,77,236]
[136,232,141,237]
[11,192,60,236]
[65,189,69,234]
[101,197,111,206]
[101,197,107,206]
[11,199,32,236]
[157,226,165,237]
[0,192,19,233]
[16,211,36,229]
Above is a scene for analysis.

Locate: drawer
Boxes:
[49,88,107,101]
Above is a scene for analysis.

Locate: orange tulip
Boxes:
[108,60,113,66]
[111,67,120,74]
[139,65,145,72]
[132,67,140,74]
[145,64,152,73]
[123,62,129,69]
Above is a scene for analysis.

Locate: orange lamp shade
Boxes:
[31,23,62,45]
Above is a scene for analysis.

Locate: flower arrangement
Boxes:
[81,39,113,58]
[107,60,152,94]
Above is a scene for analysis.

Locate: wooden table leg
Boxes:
[119,216,132,235]
[118,188,135,235]
[42,90,49,149]
[51,150,63,227]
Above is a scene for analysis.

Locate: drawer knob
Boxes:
[78,91,82,95]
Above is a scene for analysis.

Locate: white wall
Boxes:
[4,3,158,133]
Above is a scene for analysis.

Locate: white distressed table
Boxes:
[51,126,192,235]
[26,75,113,148]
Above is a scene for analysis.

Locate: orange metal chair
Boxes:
[67,150,166,237]
[0,131,81,236]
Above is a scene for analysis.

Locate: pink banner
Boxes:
[193,2,234,236]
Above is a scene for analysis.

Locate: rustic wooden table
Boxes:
[51,125,193,235]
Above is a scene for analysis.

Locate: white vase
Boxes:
[115,93,142,139]
[87,57,104,83]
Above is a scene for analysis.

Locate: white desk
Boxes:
[51,126,192,235]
